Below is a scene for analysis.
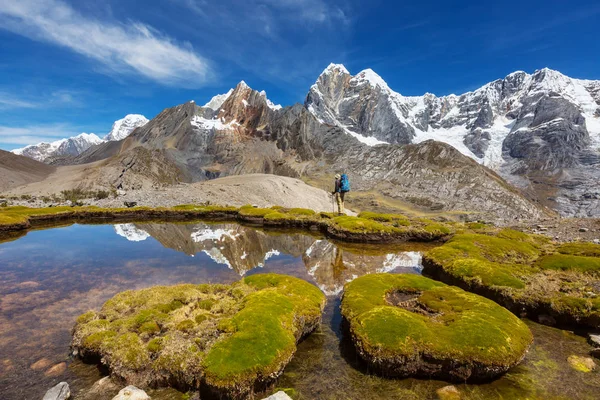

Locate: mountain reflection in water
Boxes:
[114,222,426,295]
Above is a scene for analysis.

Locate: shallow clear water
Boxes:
[0,222,598,399]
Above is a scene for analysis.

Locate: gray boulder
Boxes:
[42,382,70,400]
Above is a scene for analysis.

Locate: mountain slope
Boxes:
[306,64,600,216]
[0,149,55,191]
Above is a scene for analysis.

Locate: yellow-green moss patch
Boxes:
[341,273,532,381]
[72,274,326,398]
[423,230,600,328]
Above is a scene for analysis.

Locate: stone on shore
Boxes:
[111,386,150,400]
[42,382,70,400]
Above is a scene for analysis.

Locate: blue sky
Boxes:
[1,0,599,150]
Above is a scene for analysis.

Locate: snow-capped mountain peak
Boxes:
[12,133,103,162]
[351,68,395,93]
[13,114,148,162]
[259,90,282,110]
[204,88,234,110]
[322,63,350,75]
[104,114,149,141]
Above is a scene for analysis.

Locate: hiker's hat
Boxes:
[335,174,341,179]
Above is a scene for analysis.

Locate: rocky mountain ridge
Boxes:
[306,64,600,216]
[12,114,148,162]
[60,79,547,221]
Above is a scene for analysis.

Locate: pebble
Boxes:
[567,355,597,372]
[436,385,461,400]
[44,362,67,377]
[579,227,589,232]
[112,386,150,400]
[42,382,70,400]
[30,358,52,371]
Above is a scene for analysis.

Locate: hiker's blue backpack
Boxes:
[340,174,350,192]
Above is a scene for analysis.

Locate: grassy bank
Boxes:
[0,205,455,243]
[423,229,600,329]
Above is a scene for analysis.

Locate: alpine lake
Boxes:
[0,221,599,399]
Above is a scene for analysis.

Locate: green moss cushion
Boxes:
[340,273,532,381]
[423,230,600,328]
[72,274,325,398]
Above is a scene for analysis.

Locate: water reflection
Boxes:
[114,222,425,294]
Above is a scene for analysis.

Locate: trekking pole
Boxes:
[331,193,335,213]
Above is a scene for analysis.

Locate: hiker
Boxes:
[332,173,350,215]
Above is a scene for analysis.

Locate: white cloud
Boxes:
[261,0,348,24]
[0,0,212,87]
[0,94,38,109]
[0,90,81,110]
[170,0,351,88]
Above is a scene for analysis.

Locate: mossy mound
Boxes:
[340,273,532,381]
[423,230,600,328]
[72,274,326,398]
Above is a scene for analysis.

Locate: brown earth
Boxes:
[3,174,355,215]
[0,150,55,192]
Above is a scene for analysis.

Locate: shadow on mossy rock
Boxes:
[423,230,600,329]
[71,274,326,399]
[340,273,532,382]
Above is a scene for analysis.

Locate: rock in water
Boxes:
[567,355,597,373]
[262,391,293,400]
[44,362,67,377]
[112,386,150,400]
[42,382,70,400]
[436,385,461,400]
[340,273,532,381]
